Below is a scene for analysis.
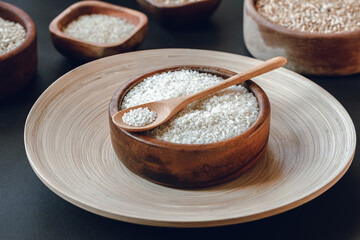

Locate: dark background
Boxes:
[1,0,359,239]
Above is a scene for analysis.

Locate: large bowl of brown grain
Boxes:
[243,0,360,76]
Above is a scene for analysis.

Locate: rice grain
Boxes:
[63,14,135,44]
[0,17,26,55]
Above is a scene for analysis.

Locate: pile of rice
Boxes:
[0,17,26,55]
[120,69,259,144]
[122,107,157,127]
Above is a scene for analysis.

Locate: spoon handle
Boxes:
[183,57,287,105]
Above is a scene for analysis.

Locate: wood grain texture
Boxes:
[136,0,221,26]
[49,1,148,61]
[243,0,360,76]
[24,49,356,227]
[110,65,271,188]
[0,1,37,98]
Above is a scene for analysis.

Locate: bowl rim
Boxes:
[109,65,271,151]
[48,0,148,48]
[0,1,36,61]
[141,0,221,9]
[246,0,360,39]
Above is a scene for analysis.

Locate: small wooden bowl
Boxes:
[0,2,37,98]
[243,0,360,76]
[49,1,148,61]
[136,0,221,26]
[109,65,271,188]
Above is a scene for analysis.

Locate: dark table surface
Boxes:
[1,0,359,239]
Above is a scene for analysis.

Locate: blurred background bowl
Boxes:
[0,2,37,98]
[243,0,360,76]
[49,1,148,61]
[137,0,221,26]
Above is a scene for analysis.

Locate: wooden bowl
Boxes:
[136,0,221,26]
[0,2,37,98]
[243,0,360,76]
[49,1,148,61]
[109,65,270,188]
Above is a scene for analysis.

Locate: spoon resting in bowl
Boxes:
[112,56,287,132]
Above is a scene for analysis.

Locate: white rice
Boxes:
[0,17,26,55]
[120,69,259,144]
[122,107,157,127]
[63,14,135,44]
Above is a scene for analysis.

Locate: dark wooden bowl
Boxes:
[49,1,148,61]
[136,0,221,26]
[109,65,271,188]
[243,0,360,76]
[0,2,37,98]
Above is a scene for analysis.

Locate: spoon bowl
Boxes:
[112,99,183,132]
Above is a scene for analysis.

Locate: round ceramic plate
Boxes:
[25,49,356,227]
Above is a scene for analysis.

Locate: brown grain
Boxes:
[256,0,360,33]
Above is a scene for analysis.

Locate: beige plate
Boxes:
[25,49,356,227]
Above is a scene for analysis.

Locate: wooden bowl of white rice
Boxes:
[109,65,270,188]
[0,2,37,98]
[49,1,148,60]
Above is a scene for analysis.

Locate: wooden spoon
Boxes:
[112,56,287,132]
